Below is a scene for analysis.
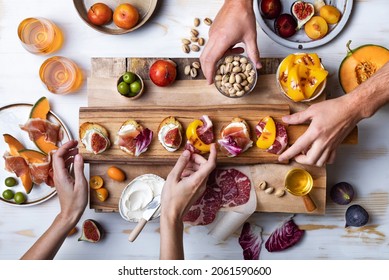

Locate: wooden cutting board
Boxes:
[80,104,297,165]
[89,162,326,214]
[85,57,357,215]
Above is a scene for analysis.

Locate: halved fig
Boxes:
[78,219,104,243]
[291,1,315,29]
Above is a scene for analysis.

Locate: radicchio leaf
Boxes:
[265,218,304,252]
[239,222,263,260]
[134,128,153,157]
[218,136,243,157]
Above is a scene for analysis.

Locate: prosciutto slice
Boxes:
[185,115,215,154]
[183,168,252,225]
[4,154,29,177]
[3,152,54,187]
[20,118,63,145]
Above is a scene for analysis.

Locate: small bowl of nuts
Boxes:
[214,55,257,98]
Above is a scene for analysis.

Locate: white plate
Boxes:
[255,0,353,49]
[0,103,72,206]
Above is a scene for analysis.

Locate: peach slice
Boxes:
[304,16,328,40]
[256,116,276,149]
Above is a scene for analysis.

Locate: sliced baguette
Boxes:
[157,116,183,134]
[79,122,109,140]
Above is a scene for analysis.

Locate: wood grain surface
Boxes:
[84,57,343,214]
[89,161,326,214]
[79,104,294,165]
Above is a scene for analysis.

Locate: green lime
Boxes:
[130,80,142,95]
[5,177,18,187]
[2,189,14,200]
[122,72,136,84]
[117,81,130,96]
[14,192,26,204]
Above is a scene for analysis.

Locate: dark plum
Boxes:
[260,0,282,20]
[274,14,297,38]
[345,204,369,228]
[330,182,355,205]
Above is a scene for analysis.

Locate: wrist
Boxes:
[225,0,253,9]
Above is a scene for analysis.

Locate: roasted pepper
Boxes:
[256,116,276,149]
[186,119,211,153]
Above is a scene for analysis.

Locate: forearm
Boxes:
[20,215,76,260]
[224,0,253,9]
[347,62,389,120]
[160,215,184,260]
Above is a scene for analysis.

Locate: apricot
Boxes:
[320,5,341,24]
[304,16,328,40]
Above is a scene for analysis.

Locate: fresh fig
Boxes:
[345,205,369,228]
[274,14,297,38]
[330,182,355,205]
[260,0,282,20]
[291,1,315,29]
[78,219,104,243]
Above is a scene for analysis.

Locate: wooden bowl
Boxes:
[117,72,144,100]
[73,0,158,35]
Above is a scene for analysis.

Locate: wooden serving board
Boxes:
[80,104,303,165]
[89,162,326,214]
[85,57,357,215]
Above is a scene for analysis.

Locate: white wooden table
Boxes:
[0,0,389,260]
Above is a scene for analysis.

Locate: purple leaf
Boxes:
[239,222,263,260]
[218,136,243,157]
[135,128,153,157]
[265,218,305,252]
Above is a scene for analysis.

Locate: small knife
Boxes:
[128,195,161,242]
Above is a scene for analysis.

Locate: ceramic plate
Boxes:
[255,0,353,49]
[73,0,158,35]
[0,103,72,206]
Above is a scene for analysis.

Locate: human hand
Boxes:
[52,140,88,225]
[278,96,361,167]
[161,144,217,221]
[200,0,261,84]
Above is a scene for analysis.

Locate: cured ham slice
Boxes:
[255,121,288,154]
[183,168,252,225]
[185,115,215,154]
[29,154,54,187]
[20,118,63,145]
[219,118,253,157]
[3,152,54,187]
[4,154,29,177]
[217,169,251,208]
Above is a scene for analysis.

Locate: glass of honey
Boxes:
[285,168,317,212]
[17,17,63,55]
[39,56,83,94]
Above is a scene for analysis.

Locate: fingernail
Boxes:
[256,62,262,69]
[182,150,191,157]
[75,154,83,162]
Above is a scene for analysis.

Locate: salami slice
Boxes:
[183,168,252,225]
[183,170,222,225]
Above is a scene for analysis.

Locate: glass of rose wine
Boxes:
[17,17,63,55]
[39,56,83,94]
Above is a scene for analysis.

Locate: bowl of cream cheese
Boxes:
[119,174,165,222]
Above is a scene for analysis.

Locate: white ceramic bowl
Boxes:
[276,56,327,103]
[118,174,165,222]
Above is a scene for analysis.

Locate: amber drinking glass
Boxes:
[17,17,63,55]
[39,56,83,94]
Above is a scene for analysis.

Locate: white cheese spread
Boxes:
[81,129,109,154]
[158,123,180,152]
[119,174,165,222]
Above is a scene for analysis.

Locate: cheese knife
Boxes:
[128,195,161,242]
